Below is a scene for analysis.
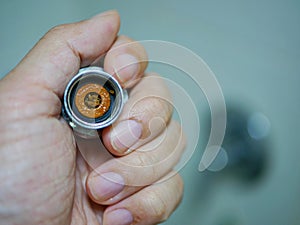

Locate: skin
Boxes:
[0,11,185,225]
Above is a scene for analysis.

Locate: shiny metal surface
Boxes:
[1,1,299,224]
[62,67,126,138]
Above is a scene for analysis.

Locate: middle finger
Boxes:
[102,73,173,156]
[86,121,186,205]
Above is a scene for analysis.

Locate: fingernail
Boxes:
[111,120,142,153]
[104,209,133,225]
[114,54,139,84]
[89,172,124,201]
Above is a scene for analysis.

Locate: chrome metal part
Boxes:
[62,67,127,138]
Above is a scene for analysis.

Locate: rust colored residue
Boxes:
[75,83,110,118]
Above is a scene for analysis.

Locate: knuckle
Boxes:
[134,175,184,224]
[130,176,183,224]
[130,96,172,123]
[40,24,71,44]
[128,152,157,168]
[142,190,169,222]
[47,24,69,37]
[149,97,172,121]
[133,152,150,166]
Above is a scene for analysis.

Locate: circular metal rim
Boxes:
[63,67,125,130]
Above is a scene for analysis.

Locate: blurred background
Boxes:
[1,0,299,224]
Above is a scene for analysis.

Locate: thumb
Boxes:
[5,10,120,98]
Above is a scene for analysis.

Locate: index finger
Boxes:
[103,35,148,88]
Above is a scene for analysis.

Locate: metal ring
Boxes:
[62,67,126,138]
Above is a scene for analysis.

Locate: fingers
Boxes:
[103,174,183,225]
[86,121,186,205]
[6,10,120,98]
[103,35,148,88]
[102,73,173,156]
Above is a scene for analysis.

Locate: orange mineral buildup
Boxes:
[75,83,111,119]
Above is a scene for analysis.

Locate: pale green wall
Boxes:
[1,1,300,224]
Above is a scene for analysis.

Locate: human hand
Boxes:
[0,10,185,225]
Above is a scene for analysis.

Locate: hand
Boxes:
[0,11,185,225]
